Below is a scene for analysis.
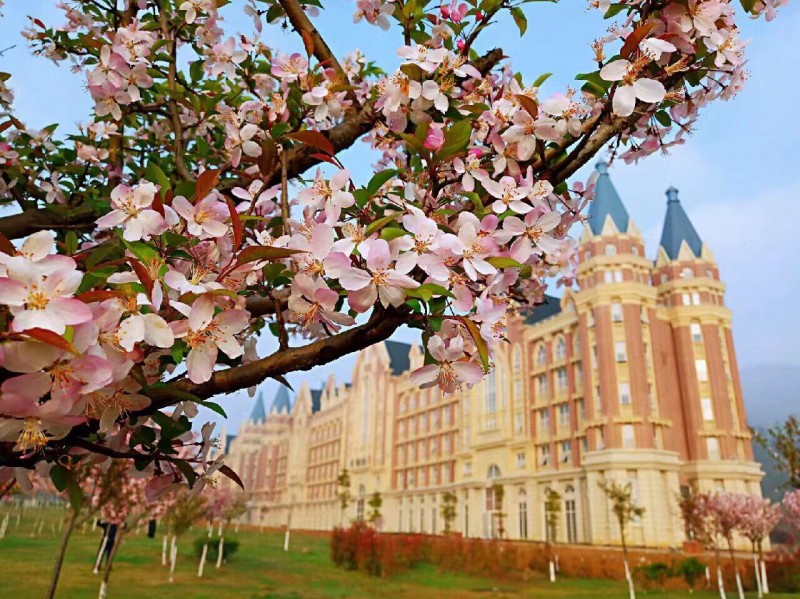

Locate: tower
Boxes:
[654,188,758,493]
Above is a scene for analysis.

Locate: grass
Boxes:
[0,507,795,598]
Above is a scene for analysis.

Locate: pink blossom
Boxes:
[173,295,249,384]
[503,209,562,262]
[271,53,309,82]
[0,265,91,334]
[424,124,445,150]
[297,168,355,224]
[172,193,229,239]
[600,59,666,117]
[409,334,483,393]
[97,181,167,241]
[287,273,354,334]
[397,45,447,73]
[338,239,419,312]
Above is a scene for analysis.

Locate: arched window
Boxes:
[536,344,547,366]
[513,346,522,372]
[555,337,567,361]
[605,244,617,256]
[681,267,694,280]
[487,464,501,480]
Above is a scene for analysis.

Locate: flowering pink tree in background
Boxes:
[706,493,751,599]
[738,494,782,597]
[0,0,791,500]
[784,490,800,540]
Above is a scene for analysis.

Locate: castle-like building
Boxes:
[225,163,763,548]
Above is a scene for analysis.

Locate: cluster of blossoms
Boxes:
[0,0,787,490]
[86,23,156,122]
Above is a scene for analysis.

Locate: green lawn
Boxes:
[0,507,795,598]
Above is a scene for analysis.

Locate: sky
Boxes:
[1,1,798,432]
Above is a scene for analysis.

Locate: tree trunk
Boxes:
[548,559,556,582]
[93,530,109,574]
[168,536,178,582]
[46,509,77,599]
[98,527,124,599]
[197,542,208,577]
[621,532,635,599]
[714,543,727,599]
[161,534,168,566]
[0,513,9,539]
[728,541,744,599]
[215,536,224,569]
[753,551,763,598]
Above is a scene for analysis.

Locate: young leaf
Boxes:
[226,197,243,253]
[127,256,155,299]
[515,94,539,118]
[285,130,335,156]
[22,328,78,355]
[510,6,527,35]
[145,161,171,198]
[194,169,221,202]
[460,316,489,371]
[620,21,658,59]
[437,120,473,161]
[367,169,399,196]
[364,212,401,237]
[235,245,304,266]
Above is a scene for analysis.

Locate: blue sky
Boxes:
[1,1,798,430]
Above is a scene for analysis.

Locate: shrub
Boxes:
[677,557,706,591]
[330,523,426,577]
[193,536,239,562]
[634,561,673,591]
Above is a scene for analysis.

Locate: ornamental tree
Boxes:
[0,0,789,492]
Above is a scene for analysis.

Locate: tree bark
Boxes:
[46,509,77,599]
[98,527,124,599]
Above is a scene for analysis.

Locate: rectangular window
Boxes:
[707,437,721,460]
[612,303,623,322]
[615,341,627,362]
[558,404,570,427]
[701,398,714,421]
[463,462,472,476]
[574,363,583,388]
[560,440,571,463]
[691,323,703,343]
[619,382,631,405]
[537,375,549,396]
[517,452,526,469]
[604,271,613,284]
[592,346,598,368]
[597,427,605,450]
[519,502,529,540]
[515,412,524,433]
[622,424,635,449]
[557,367,568,389]
[539,409,550,431]
[539,445,551,466]
[682,293,691,306]
[692,292,701,305]
[614,270,623,283]
[696,359,708,382]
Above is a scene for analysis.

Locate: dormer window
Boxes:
[605,244,617,256]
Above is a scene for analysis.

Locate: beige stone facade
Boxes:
[225,167,763,548]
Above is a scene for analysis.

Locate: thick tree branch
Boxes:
[0,205,96,240]
[146,305,410,407]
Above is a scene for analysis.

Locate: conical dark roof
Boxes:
[385,340,412,375]
[270,386,293,414]
[249,392,266,424]
[587,161,630,235]
[659,187,703,260]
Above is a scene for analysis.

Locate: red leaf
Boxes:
[22,328,78,355]
[309,152,340,166]
[218,465,245,491]
[300,30,315,59]
[127,257,155,298]
[76,290,125,303]
[151,192,165,217]
[257,137,278,176]
[164,188,175,207]
[285,130,335,156]
[515,94,539,118]
[226,197,243,253]
[194,169,221,203]
[621,21,658,59]
[0,231,15,256]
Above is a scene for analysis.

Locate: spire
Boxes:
[658,186,703,260]
[587,160,631,235]
[270,385,293,414]
[249,392,266,424]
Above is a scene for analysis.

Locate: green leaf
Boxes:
[364,212,400,238]
[174,459,198,486]
[380,227,408,241]
[123,239,158,263]
[145,161,171,196]
[655,110,672,127]
[50,464,69,492]
[461,316,489,371]
[437,120,472,161]
[199,400,228,418]
[533,72,553,89]
[64,231,78,256]
[353,188,370,209]
[510,7,527,35]
[367,169,399,196]
[740,0,757,11]
[604,3,629,18]
[66,475,84,513]
[486,257,524,269]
